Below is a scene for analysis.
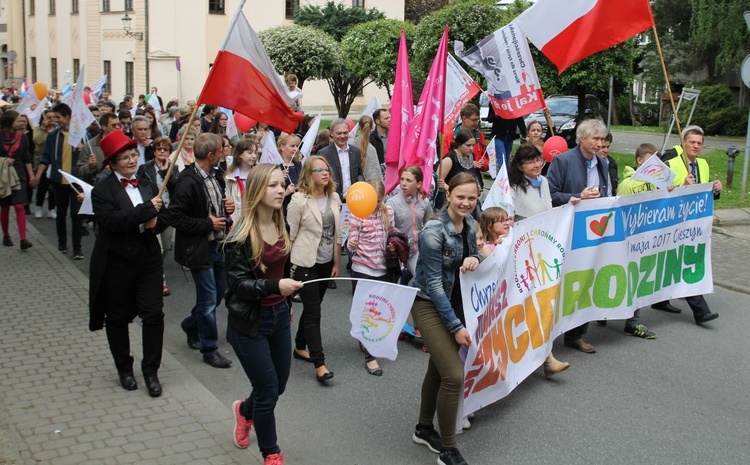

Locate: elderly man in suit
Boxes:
[88,130,166,397]
[318,118,364,201]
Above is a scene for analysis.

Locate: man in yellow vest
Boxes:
[656,125,722,324]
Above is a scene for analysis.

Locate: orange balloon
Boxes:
[33,82,48,100]
[346,182,378,219]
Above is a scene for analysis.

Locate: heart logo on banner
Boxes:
[589,213,613,237]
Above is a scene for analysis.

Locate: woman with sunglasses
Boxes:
[285,156,341,384]
[137,136,179,296]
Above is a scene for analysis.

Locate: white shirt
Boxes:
[337,144,351,195]
[137,144,147,167]
[115,172,145,232]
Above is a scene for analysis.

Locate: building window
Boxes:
[125,61,133,95]
[29,0,36,16]
[49,0,56,15]
[73,59,80,82]
[102,0,110,12]
[285,0,299,18]
[50,58,58,88]
[71,0,78,14]
[31,57,37,83]
[124,0,133,11]
[103,60,111,92]
[209,0,224,14]
[352,0,365,7]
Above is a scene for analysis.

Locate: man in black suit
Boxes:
[89,130,166,397]
[319,118,364,200]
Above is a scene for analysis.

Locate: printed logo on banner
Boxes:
[358,295,396,343]
[512,228,565,295]
[585,211,616,240]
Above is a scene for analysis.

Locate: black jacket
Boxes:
[160,163,223,269]
[224,240,292,337]
[487,105,526,139]
[369,130,386,165]
[136,160,179,199]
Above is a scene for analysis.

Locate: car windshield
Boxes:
[547,99,578,116]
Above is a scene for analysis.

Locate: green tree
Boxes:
[341,19,415,99]
[405,0,448,24]
[258,25,342,89]
[687,0,749,79]
[295,1,386,117]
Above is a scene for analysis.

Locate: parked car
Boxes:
[479,93,492,138]
[523,95,603,148]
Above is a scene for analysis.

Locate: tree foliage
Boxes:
[341,19,415,99]
[687,0,749,78]
[294,1,387,117]
[404,0,448,24]
[258,26,342,89]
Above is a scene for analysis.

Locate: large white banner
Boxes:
[461,184,714,414]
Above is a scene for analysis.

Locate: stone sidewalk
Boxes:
[0,223,259,465]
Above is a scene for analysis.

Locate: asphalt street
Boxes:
[27,211,750,465]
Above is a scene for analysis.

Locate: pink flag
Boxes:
[384,31,414,194]
[398,26,449,195]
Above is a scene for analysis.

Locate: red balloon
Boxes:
[82,92,92,104]
[543,136,567,163]
[234,113,257,133]
[345,119,355,132]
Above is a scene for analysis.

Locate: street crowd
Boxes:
[0,79,722,465]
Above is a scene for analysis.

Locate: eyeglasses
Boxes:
[495,218,514,224]
[154,147,170,152]
[115,152,139,162]
[522,158,545,167]
[311,168,331,173]
[466,117,481,123]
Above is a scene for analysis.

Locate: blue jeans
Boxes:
[494,135,514,172]
[227,301,292,458]
[184,241,226,355]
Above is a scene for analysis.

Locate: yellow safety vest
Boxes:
[667,156,709,186]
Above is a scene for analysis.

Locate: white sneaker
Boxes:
[462,417,471,430]
[47,209,57,219]
[34,206,43,219]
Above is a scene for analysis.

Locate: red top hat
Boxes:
[100,130,138,167]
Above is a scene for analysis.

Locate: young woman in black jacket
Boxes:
[223,163,302,465]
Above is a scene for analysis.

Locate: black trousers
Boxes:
[293,260,334,368]
[564,323,589,344]
[102,253,165,376]
[52,183,82,248]
[35,172,55,209]
[655,297,711,320]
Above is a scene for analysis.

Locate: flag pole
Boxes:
[157,103,201,198]
[437,26,450,193]
[651,23,689,170]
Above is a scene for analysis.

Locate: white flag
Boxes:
[348,96,383,144]
[349,279,418,361]
[481,159,514,216]
[17,88,44,127]
[58,170,94,215]
[68,64,96,148]
[299,111,322,163]
[147,93,161,119]
[487,136,497,179]
[630,155,677,190]
[259,134,284,165]
[89,74,108,97]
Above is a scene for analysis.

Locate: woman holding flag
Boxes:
[223,163,303,464]
[411,172,483,465]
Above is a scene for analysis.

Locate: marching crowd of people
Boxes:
[0,82,723,465]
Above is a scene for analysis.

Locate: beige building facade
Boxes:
[5,0,404,113]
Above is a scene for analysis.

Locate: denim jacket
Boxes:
[412,209,483,333]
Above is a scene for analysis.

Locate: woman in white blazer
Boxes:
[286,155,341,383]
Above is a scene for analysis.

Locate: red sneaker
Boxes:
[232,400,253,449]
[264,453,286,465]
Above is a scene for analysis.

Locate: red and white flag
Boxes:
[443,55,482,134]
[383,31,414,194]
[456,23,545,119]
[199,1,303,134]
[515,0,655,73]
[397,26,449,195]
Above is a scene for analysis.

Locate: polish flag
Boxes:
[199,2,303,134]
[515,0,655,73]
[383,31,414,194]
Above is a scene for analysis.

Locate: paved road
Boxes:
[609,129,744,155]
[12,212,749,465]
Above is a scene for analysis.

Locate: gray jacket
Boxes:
[546,145,610,207]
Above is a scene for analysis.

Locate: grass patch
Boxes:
[610,124,664,134]
[609,149,750,208]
